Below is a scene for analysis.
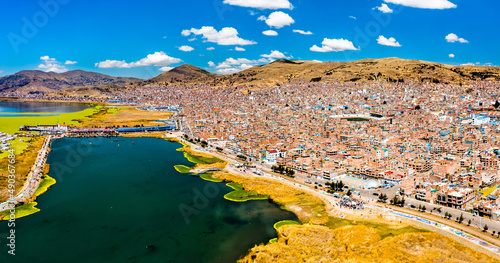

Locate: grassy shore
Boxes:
[174,165,191,174]
[199,173,223,182]
[1,202,40,220]
[34,175,57,197]
[224,183,269,202]
[273,220,301,229]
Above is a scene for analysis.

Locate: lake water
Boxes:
[0,137,297,262]
[0,101,90,117]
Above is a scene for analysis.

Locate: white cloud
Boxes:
[261,50,290,59]
[207,47,215,51]
[159,67,174,72]
[65,60,77,65]
[375,3,393,13]
[310,38,359,52]
[377,35,401,47]
[188,38,197,42]
[257,15,266,21]
[223,0,293,10]
[95,52,182,68]
[349,16,356,20]
[449,54,455,58]
[383,0,456,9]
[182,26,257,45]
[235,47,246,51]
[208,57,274,74]
[262,30,278,36]
[460,62,475,66]
[293,29,313,35]
[38,56,68,73]
[263,11,294,29]
[179,45,194,52]
[445,33,468,43]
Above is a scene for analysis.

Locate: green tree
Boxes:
[484,225,489,232]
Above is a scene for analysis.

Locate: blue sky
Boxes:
[1,0,498,79]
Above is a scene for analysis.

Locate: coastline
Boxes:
[171,135,500,262]
[1,122,498,260]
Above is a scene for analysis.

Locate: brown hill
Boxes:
[141,58,500,88]
[140,64,217,86]
[0,70,141,94]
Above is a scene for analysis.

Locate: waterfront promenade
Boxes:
[0,135,51,212]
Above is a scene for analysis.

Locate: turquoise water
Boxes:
[0,101,90,116]
[0,137,297,262]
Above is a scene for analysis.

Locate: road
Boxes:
[0,135,52,212]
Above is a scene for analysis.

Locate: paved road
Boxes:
[0,135,51,212]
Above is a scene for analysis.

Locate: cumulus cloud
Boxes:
[383,0,456,9]
[179,45,194,52]
[38,56,68,73]
[310,38,359,52]
[263,30,278,36]
[445,33,468,43]
[261,50,290,59]
[375,3,393,13]
[207,47,215,51]
[235,47,246,51]
[263,11,294,29]
[65,60,77,65]
[293,29,313,35]
[223,0,293,10]
[159,66,174,72]
[449,54,455,58]
[95,52,182,68]
[460,62,475,66]
[182,26,256,45]
[208,57,274,74]
[377,35,401,47]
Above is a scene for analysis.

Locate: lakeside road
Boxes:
[0,135,52,213]
[173,135,500,258]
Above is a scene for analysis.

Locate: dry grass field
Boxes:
[79,106,173,128]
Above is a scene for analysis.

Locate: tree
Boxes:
[347,190,352,197]
[493,231,496,237]
[422,206,426,212]
[468,219,471,226]
[484,225,489,232]
[458,213,464,224]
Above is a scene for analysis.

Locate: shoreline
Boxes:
[2,125,499,260]
[170,135,500,261]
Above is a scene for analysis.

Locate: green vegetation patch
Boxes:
[2,202,41,220]
[273,220,301,230]
[346,118,370,122]
[174,165,191,174]
[184,152,223,165]
[34,175,57,197]
[224,183,268,202]
[199,173,223,182]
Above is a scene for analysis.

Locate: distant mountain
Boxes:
[0,70,142,94]
[139,64,217,86]
[140,58,500,88]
